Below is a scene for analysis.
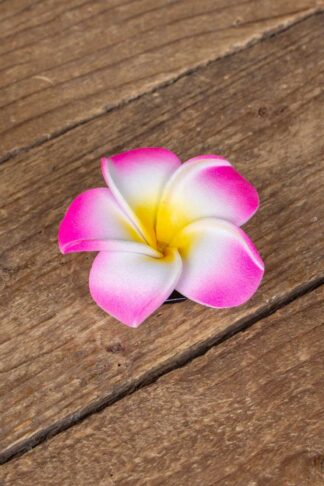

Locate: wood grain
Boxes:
[0,13,324,459]
[1,286,323,485]
[0,0,322,161]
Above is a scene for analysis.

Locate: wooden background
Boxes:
[0,0,323,484]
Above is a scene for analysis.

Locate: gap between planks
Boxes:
[3,286,321,485]
[0,7,322,166]
[0,276,323,466]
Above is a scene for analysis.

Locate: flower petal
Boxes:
[58,188,143,254]
[185,154,231,166]
[89,247,182,327]
[101,147,181,246]
[156,155,259,243]
[173,218,264,308]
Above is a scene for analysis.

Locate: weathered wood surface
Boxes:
[0,13,323,459]
[2,286,323,485]
[0,0,321,162]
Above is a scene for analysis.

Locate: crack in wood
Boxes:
[0,8,322,166]
[0,277,322,465]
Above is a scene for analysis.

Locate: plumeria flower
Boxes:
[58,148,264,327]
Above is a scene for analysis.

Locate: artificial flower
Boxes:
[58,148,264,327]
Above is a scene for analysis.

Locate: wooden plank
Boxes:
[1,287,323,485]
[0,13,324,458]
[0,0,321,161]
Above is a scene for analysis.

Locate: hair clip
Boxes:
[58,148,264,327]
